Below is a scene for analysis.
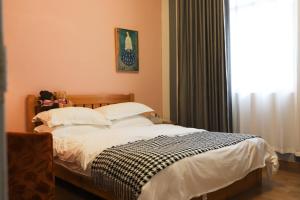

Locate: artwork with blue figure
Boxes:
[116,28,139,72]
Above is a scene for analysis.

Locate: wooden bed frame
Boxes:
[25,93,262,200]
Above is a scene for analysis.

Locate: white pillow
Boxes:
[110,115,153,129]
[94,102,154,120]
[33,107,112,128]
[34,125,53,133]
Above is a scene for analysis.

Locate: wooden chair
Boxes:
[7,132,55,200]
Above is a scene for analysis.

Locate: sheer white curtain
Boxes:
[230,0,300,155]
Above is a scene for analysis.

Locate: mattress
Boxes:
[51,124,278,200]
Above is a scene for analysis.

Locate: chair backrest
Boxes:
[7,132,55,200]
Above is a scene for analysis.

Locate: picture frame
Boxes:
[115,28,139,72]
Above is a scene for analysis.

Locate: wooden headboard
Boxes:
[25,93,134,132]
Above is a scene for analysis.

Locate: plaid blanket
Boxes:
[91,131,256,200]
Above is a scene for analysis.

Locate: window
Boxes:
[230,0,297,94]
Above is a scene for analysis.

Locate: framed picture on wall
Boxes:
[115,28,139,72]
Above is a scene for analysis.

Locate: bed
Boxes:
[25,93,278,200]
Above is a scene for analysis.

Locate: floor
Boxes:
[233,167,300,200]
[55,166,300,200]
[56,178,101,200]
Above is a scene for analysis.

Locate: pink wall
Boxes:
[4,0,162,132]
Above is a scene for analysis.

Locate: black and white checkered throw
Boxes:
[91,131,256,200]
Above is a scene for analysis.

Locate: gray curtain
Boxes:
[174,0,232,132]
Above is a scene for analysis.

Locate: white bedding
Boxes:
[52,124,278,200]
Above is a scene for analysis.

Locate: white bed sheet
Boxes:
[52,124,278,200]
